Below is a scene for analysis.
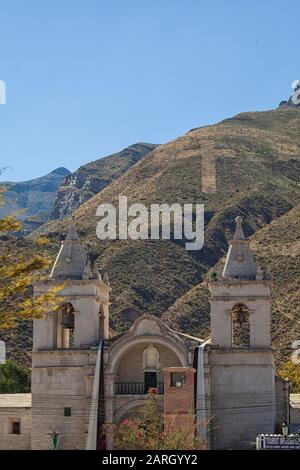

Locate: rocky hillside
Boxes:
[279,80,300,109]
[50,143,158,220]
[162,203,300,364]
[0,167,70,233]
[4,107,300,367]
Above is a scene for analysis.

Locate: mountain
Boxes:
[50,143,158,220]
[279,80,300,109]
[0,167,70,232]
[0,142,158,232]
[5,107,300,367]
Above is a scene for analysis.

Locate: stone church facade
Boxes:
[0,218,290,449]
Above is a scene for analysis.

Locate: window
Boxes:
[232,303,250,347]
[11,421,21,434]
[170,372,186,388]
[57,303,75,349]
[144,372,157,393]
[64,407,71,417]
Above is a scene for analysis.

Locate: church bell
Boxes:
[61,306,75,330]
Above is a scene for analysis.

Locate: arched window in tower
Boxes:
[57,303,75,349]
[231,303,250,347]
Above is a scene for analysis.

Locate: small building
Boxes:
[0,394,31,449]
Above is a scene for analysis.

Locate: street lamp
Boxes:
[282,422,289,437]
[284,378,291,430]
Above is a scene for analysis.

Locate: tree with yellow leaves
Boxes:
[278,360,300,393]
[0,186,61,329]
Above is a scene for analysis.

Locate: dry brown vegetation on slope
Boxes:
[2,108,300,366]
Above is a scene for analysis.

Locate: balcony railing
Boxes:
[115,382,164,395]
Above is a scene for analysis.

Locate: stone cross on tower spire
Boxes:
[50,225,92,280]
[222,216,257,280]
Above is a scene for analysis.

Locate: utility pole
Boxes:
[285,378,291,431]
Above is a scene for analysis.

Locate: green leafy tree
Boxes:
[0,360,30,393]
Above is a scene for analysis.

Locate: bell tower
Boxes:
[210,216,271,348]
[31,226,110,450]
[208,217,276,449]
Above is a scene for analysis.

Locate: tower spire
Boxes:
[50,225,92,280]
[222,216,257,280]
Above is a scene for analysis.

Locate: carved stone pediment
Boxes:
[136,318,161,336]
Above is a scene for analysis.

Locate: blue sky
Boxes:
[0,0,299,181]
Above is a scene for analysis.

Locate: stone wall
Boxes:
[115,343,182,383]
[31,349,97,450]
[209,348,276,449]
[113,395,164,423]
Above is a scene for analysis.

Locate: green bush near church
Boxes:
[0,360,31,393]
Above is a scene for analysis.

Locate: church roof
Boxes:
[175,331,208,343]
[222,216,258,281]
[0,393,32,408]
[50,225,93,280]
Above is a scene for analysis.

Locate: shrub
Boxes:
[0,360,30,393]
[106,388,206,450]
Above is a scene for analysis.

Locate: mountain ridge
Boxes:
[0,167,71,233]
[50,142,158,220]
